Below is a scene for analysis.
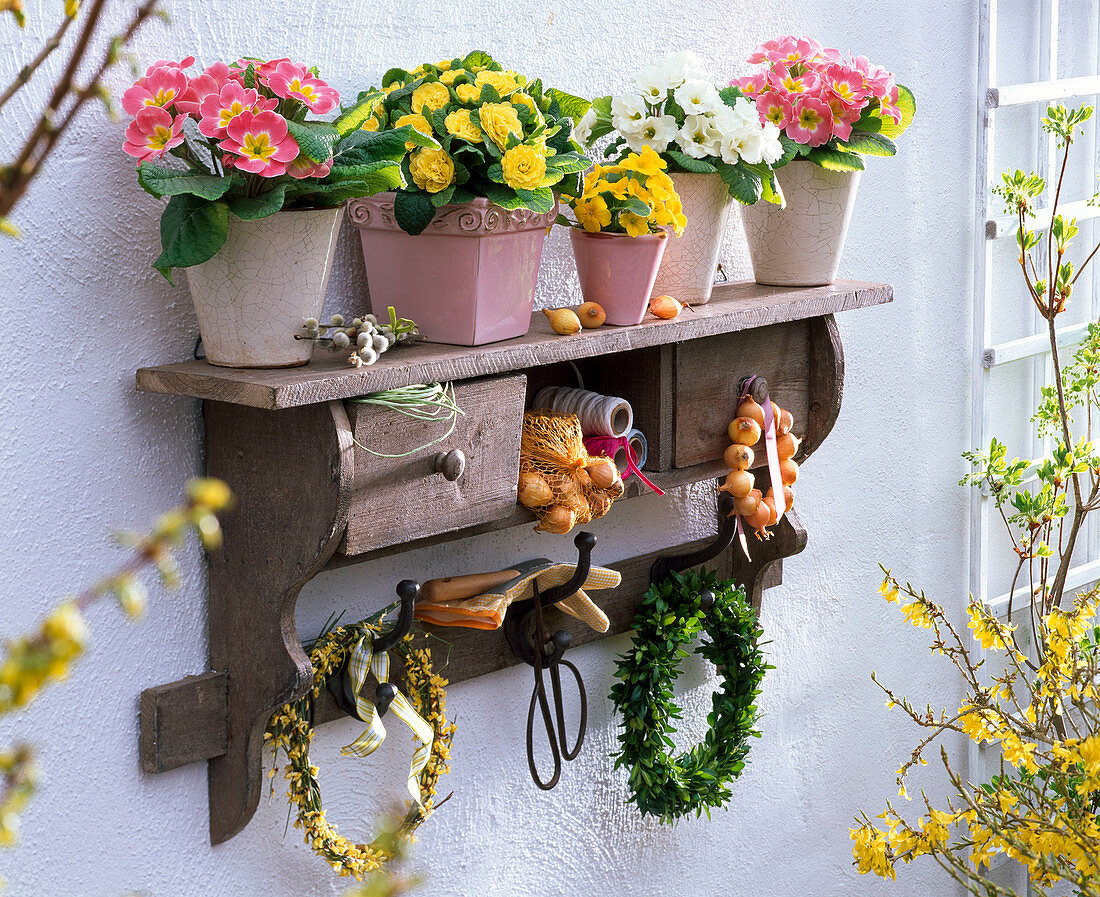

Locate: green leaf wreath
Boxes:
[609,567,768,822]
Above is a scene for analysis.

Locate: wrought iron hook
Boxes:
[331,579,419,720]
[649,487,737,585]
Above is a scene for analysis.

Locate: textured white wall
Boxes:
[0,2,976,895]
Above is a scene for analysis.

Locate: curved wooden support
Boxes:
[729,509,808,610]
[203,399,353,844]
[799,313,844,462]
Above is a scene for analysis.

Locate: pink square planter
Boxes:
[348,194,558,346]
[569,229,669,326]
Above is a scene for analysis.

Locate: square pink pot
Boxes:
[348,194,558,346]
[569,228,669,326]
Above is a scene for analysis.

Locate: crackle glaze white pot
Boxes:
[650,172,735,305]
[186,206,344,368]
[741,160,861,287]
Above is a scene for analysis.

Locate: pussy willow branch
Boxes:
[0,0,160,221]
[0,8,78,113]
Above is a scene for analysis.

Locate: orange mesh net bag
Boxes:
[518,410,625,534]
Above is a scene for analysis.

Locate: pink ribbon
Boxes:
[742,375,785,529]
[583,436,665,496]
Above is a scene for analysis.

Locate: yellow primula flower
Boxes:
[436,58,453,71]
[574,195,612,233]
[411,81,450,114]
[440,67,466,85]
[393,113,434,151]
[619,211,651,237]
[622,146,667,176]
[409,147,455,193]
[382,80,406,95]
[444,108,482,144]
[478,102,523,150]
[475,69,518,97]
[500,144,547,191]
[455,83,481,104]
[511,91,539,117]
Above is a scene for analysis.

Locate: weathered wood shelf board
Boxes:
[136,279,891,409]
[135,277,891,846]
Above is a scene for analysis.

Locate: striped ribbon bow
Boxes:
[340,636,434,807]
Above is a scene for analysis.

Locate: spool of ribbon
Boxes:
[340,636,434,806]
[533,386,633,438]
[584,434,665,496]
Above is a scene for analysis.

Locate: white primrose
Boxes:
[674,79,722,116]
[623,114,679,153]
[611,94,649,134]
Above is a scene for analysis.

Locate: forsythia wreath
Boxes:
[609,568,768,822]
[266,619,455,879]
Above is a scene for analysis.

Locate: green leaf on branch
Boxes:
[393,189,437,234]
[285,119,341,163]
[228,184,287,220]
[665,150,717,174]
[138,163,232,201]
[153,195,229,282]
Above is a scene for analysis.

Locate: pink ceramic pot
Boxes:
[569,229,669,326]
[348,194,557,346]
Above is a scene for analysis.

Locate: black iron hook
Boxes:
[649,487,737,585]
[737,374,769,403]
[535,531,596,606]
[331,579,419,721]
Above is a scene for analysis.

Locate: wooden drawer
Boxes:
[673,322,812,469]
[342,374,526,555]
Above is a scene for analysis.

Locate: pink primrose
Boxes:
[220,109,299,176]
[286,154,334,179]
[198,82,273,139]
[756,91,793,129]
[263,61,339,114]
[121,64,190,117]
[787,96,833,146]
[122,106,186,161]
[823,63,871,109]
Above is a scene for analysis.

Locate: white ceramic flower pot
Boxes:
[740,160,862,287]
[186,206,344,368]
[650,171,735,305]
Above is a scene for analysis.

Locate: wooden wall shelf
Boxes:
[135,278,891,845]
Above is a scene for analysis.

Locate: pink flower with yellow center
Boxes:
[198,82,275,139]
[176,61,231,116]
[121,65,190,117]
[122,106,186,161]
[878,84,903,123]
[768,65,819,97]
[748,35,822,67]
[219,110,299,177]
[824,63,871,108]
[756,91,792,129]
[286,154,334,179]
[264,61,339,114]
[787,96,833,146]
[732,73,767,98]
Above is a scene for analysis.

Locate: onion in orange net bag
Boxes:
[518,411,623,534]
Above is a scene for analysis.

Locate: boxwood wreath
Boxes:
[610,567,767,822]
[266,618,455,879]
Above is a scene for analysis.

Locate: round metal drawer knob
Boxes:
[432,449,466,481]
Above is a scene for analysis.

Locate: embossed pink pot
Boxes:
[650,172,735,305]
[186,206,344,368]
[740,160,862,287]
[349,195,557,346]
[569,229,668,326]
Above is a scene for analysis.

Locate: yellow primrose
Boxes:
[382,80,406,95]
[436,58,453,70]
[512,91,539,117]
[478,102,523,150]
[475,69,518,97]
[455,82,481,104]
[500,144,547,191]
[444,108,482,143]
[619,211,650,237]
[440,67,466,85]
[409,147,455,193]
[622,146,666,176]
[393,113,434,151]
[574,195,612,233]
[412,81,450,113]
